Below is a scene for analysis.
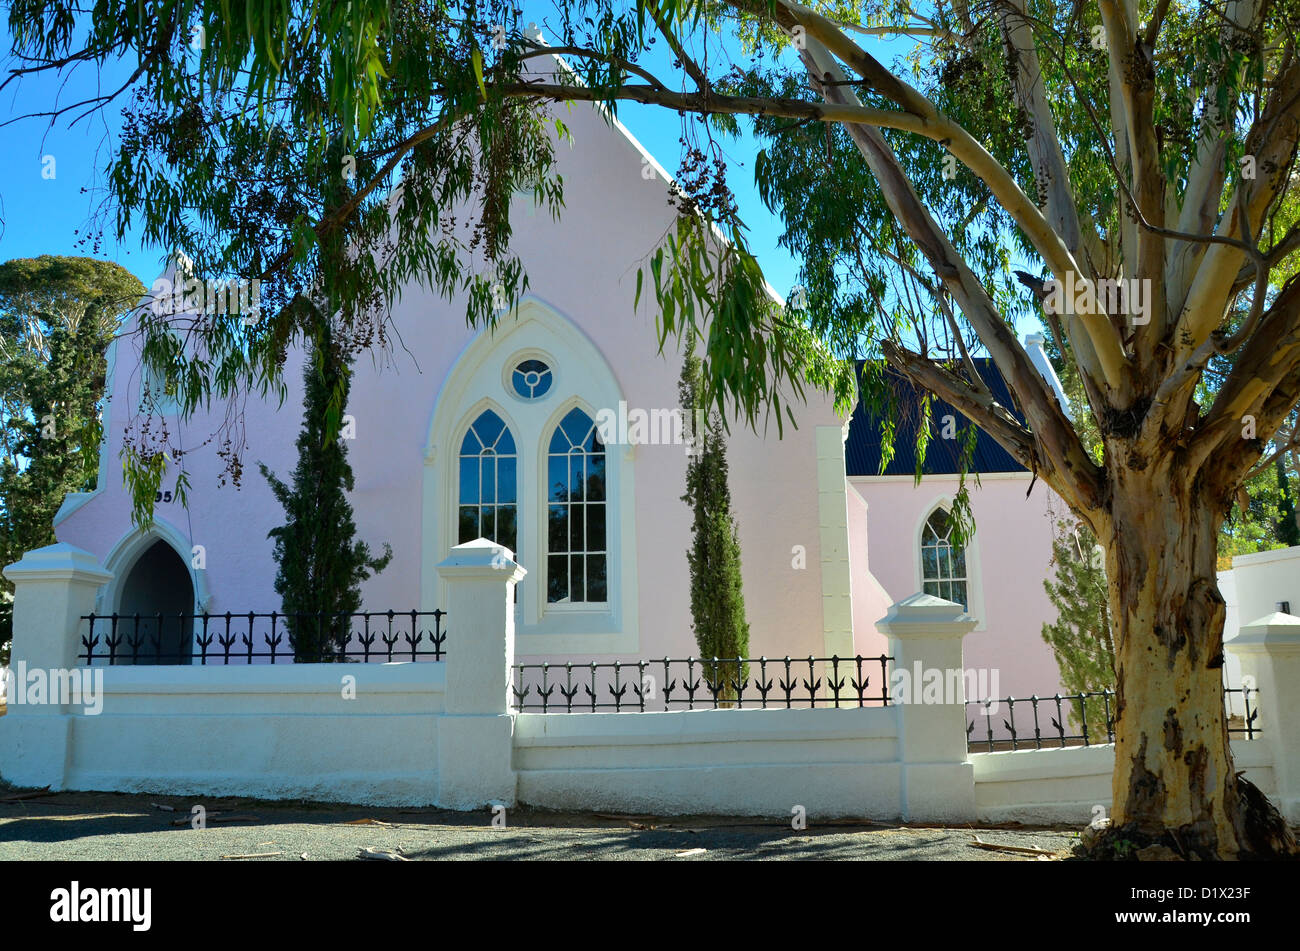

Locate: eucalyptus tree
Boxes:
[7,0,1300,857]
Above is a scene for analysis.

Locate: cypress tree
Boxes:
[259,322,391,661]
[1041,517,1115,739]
[679,335,750,700]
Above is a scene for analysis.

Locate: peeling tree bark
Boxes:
[1101,463,1245,857]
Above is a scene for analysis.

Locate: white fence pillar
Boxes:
[876,593,979,822]
[1228,611,1300,824]
[0,544,112,789]
[434,538,526,810]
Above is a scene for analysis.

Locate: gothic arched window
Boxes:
[458,409,518,553]
[921,507,968,609]
[546,407,607,603]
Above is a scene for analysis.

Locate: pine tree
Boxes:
[0,256,145,662]
[679,335,750,701]
[1041,517,1115,740]
[259,323,391,661]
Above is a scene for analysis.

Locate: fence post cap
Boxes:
[876,592,977,638]
[436,538,527,581]
[3,543,112,586]
[1229,611,1300,654]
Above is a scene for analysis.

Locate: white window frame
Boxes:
[422,297,638,653]
[540,404,610,610]
[920,507,969,608]
[504,352,557,403]
[456,408,520,553]
[913,497,986,630]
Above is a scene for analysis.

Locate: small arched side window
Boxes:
[921,508,968,609]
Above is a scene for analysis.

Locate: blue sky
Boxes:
[0,19,827,292]
[0,17,1038,340]
[0,54,166,284]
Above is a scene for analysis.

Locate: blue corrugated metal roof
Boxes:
[845,358,1028,476]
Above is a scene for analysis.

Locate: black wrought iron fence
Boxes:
[79,610,447,665]
[1223,681,1260,738]
[965,676,1260,752]
[512,654,893,712]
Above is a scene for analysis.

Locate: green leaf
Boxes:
[471,47,487,102]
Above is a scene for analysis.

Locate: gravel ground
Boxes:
[0,789,1079,860]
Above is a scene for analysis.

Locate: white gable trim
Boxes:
[58,257,188,530]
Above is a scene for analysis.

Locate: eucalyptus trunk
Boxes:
[1103,459,1293,858]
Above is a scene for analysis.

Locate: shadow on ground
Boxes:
[0,787,1079,861]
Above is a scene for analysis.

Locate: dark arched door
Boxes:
[117,540,195,664]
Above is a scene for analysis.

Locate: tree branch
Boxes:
[643,0,708,90]
[792,37,1106,511]
[882,340,1037,466]
[1176,45,1300,366]
[997,0,1083,255]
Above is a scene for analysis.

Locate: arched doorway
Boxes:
[116,539,195,664]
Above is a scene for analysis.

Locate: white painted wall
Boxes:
[1217,548,1300,716]
[2,543,1291,823]
[973,740,1276,825]
[62,663,443,806]
[1226,545,1300,627]
[515,707,901,818]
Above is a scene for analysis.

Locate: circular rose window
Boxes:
[511,359,553,400]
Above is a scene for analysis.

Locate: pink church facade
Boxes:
[52,79,851,672]
[47,57,1068,702]
[848,475,1067,700]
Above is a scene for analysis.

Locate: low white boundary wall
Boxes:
[973,740,1279,825]
[77,664,443,806]
[2,663,445,805]
[516,707,901,818]
[1,540,1296,824]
